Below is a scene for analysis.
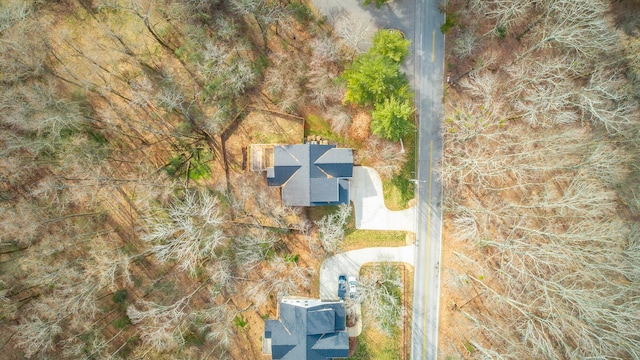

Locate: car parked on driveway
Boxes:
[338,274,347,300]
[348,276,357,299]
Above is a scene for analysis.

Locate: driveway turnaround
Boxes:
[351,166,415,232]
[319,245,415,301]
[308,0,417,86]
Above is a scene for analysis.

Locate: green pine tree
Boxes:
[372,29,411,63]
[371,96,414,140]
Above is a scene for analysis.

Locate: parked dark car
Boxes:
[338,274,347,300]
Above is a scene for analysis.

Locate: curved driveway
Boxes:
[319,245,415,301]
[351,166,415,232]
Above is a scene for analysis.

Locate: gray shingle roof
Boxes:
[310,178,339,203]
[266,144,353,206]
[263,298,349,360]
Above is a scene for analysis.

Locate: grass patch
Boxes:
[382,178,406,210]
[464,341,475,354]
[304,113,331,135]
[338,204,407,250]
[289,2,314,24]
[112,289,128,304]
[307,205,340,223]
[147,280,180,305]
[253,53,269,77]
[350,321,403,360]
[341,230,406,251]
[440,12,458,34]
[251,129,292,144]
[113,316,132,329]
[183,329,207,347]
[387,133,416,208]
[234,315,248,329]
[165,147,213,180]
[304,114,358,147]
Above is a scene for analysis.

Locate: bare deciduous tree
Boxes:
[311,36,341,65]
[230,0,289,49]
[264,53,305,112]
[0,11,45,84]
[127,283,207,352]
[356,260,404,336]
[523,0,617,61]
[452,29,479,58]
[442,40,640,354]
[326,107,351,136]
[233,228,277,276]
[13,315,62,359]
[1,80,85,139]
[142,190,227,275]
[245,256,315,307]
[575,69,637,135]
[314,204,351,254]
[356,137,407,179]
[484,0,534,31]
[335,14,372,54]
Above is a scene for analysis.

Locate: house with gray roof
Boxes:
[266,144,353,207]
[263,297,349,360]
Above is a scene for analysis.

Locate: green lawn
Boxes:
[306,205,340,223]
[350,264,412,360]
[386,132,416,209]
[341,229,407,251]
[382,178,407,211]
[349,321,403,360]
[304,114,359,148]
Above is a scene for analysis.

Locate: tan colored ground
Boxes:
[0,0,421,358]
[350,111,372,142]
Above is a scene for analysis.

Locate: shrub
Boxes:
[113,289,128,304]
[363,0,388,9]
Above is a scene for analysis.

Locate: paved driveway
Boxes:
[319,245,415,301]
[351,166,415,232]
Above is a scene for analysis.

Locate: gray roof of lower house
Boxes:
[266,144,353,207]
[263,299,349,360]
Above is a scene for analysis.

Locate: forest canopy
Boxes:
[0,0,407,358]
[438,0,640,358]
[343,29,414,141]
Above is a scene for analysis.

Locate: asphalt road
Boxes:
[308,0,444,357]
[411,0,445,359]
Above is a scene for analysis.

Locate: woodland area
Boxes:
[0,0,411,358]
[440,0,640,359]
